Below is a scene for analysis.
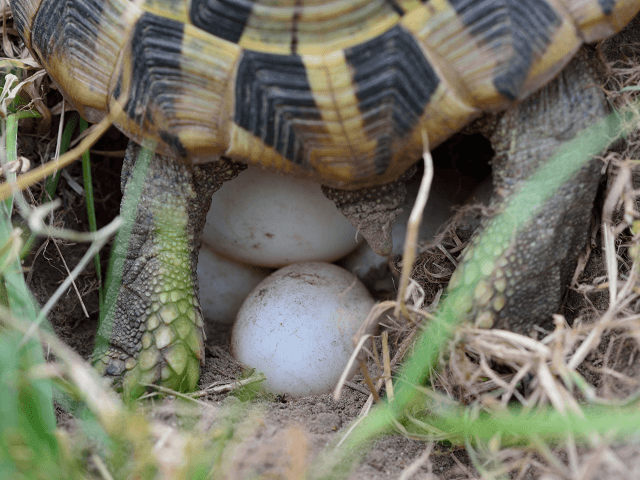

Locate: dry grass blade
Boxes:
[397,442,434,480]
[333,333,378,402]
[382,331,394,402]
[50,236,89,318]
[191,373,267,397]
[395,133,434,320]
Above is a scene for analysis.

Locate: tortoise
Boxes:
[10,0,640,394]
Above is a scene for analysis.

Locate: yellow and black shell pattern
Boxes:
[11,0,640,188]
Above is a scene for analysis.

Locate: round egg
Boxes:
[197,244,271,324]
[202,167,361,267]
[230,262,376,397]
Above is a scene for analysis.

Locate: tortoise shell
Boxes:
[11,0,640,188]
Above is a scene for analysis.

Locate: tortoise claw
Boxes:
[105,357,126,377]
[94,325,203,398]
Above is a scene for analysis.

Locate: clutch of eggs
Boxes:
[197,168,380,397]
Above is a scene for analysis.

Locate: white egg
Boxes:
[202,166,361,267]
[230,262,376,397]
[197,243,271,324]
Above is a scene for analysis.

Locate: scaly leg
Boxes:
[93,142,245,396]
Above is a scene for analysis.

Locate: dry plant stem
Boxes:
[566,435,579,478]
[53,98,66,164]
[603,221,618,304]
[25,200,122,242]
[477,354,521,401]
[437,243,458,267]
[405,278,426,309]
[334,333,375,401]
[138,384,217,408]
[25,238,48,287]
[397,442,434,480]
[91,453,115,480]
[191,373,267,397]
[500,361,533,406]
[382,331,394,401]
[21,78,52,131]
[335,400,374,449]
[88,149,127,158]
[531,435,571,478]
[62,169,85,195]
[460,326,586,410]
[0,59,42,71]
[571,240,593,287]
[513,452,535,480]
[395,132,433,319]
[601,162,636,304]
[353,300,393,343]
[465,441,515,479]
[358,359,380,402]
[344,380,371,395]
[450,450,474,478]
[594,364,640,387]
[371,332,382,372]
[335,300,397,400]
[51,236,89,318]
[600,447,634,480]
[0,76,136,200]
[336,302,426,404]
[537,361,583,415]
[386,302,431,322]
[568,285,637,370]
[472,328,551,355]
[478,324,596,412]
[357,321,422,415]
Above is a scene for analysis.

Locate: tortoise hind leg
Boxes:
[93,142,245,396]
[450,49,608,334]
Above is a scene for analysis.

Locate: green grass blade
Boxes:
[5,110,39,214]
[79,118,102,305]
[0,107,59,479]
